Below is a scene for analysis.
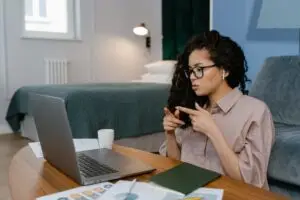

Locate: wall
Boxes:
[0,0,162,133]
[212,0,299,83]
[0,0,10,133]
[211,0,247,49]
[91,0,162,82]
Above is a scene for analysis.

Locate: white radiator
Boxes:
[44,59,69,84]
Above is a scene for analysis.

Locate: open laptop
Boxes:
[30,93,155,185]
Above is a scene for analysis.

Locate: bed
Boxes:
[5,82,170,152]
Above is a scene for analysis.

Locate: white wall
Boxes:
[91,0,162,82]
[0,0,162,133]
[0,0,11,133]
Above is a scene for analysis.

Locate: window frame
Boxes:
[21,0,81,41]
[25,0,48,21]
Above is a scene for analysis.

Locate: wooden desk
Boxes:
[9,145,287,200]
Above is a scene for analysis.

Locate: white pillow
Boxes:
[144,60,176,74]
[139,73,172,83]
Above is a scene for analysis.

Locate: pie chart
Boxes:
[114,193,139,200]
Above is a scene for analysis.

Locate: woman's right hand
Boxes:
[163,107,185,133]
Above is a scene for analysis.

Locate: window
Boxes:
[23,0,80,40]
[25,0,47,20]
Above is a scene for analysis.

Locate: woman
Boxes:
[160,30,275,190]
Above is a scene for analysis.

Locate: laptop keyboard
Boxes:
[77,154,118,178]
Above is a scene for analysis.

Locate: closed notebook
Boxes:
[150,162,221,195]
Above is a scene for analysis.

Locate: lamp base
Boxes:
[146,36,151,48]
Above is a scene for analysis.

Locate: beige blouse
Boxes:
[159,88,275,190]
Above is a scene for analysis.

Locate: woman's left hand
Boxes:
[176,103,220,138]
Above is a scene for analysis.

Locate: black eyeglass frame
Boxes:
[184,64,217,79]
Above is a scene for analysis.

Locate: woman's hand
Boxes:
[177,103,242,180]
[176,103,219,138]
[163,107,185,133]
[163,107,184,160]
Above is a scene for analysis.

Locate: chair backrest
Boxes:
[249,55,300,126]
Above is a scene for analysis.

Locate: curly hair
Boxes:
[167,30,251,128]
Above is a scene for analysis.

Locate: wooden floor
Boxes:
[0,134,29,200]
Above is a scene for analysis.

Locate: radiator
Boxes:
[44,59,68,84]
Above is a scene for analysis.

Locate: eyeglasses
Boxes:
[184,64,216,79]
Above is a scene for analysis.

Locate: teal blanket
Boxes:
[6,83,170,139]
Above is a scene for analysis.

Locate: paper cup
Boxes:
[97,129,115,149]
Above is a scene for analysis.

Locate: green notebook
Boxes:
[150,162,221,195]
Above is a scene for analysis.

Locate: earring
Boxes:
[222,70,225,80]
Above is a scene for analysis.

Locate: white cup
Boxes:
[97,129,115,149]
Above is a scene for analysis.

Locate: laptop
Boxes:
[30,93,155,185]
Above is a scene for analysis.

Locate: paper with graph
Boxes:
[99,180,223,200]
[36,182,114,200]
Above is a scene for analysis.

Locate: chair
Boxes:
[249,55,300,199]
